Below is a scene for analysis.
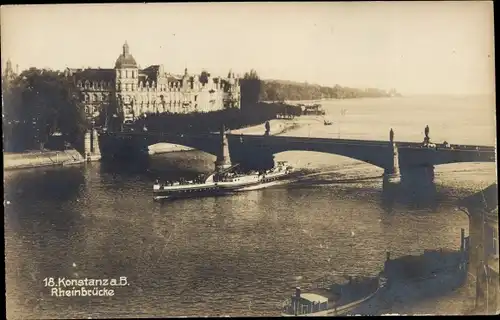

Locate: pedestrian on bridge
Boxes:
[265,121,271,136]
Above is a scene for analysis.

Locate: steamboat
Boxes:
[281,274,386,317]
[215,161,294,192]
[153,161,295,201]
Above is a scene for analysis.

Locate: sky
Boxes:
[1,2,495,95]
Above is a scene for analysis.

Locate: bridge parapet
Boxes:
[99,131,495,170]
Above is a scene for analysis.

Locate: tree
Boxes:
[240,69,262,109]
[199,70,209,85]
[3,68,88,151]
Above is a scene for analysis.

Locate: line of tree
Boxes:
[239,69,401,106]
[2,68,88,152]
[260,80,401,101]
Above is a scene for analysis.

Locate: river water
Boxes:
[4,95,497,318]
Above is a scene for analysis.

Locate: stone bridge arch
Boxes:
[99,132,222,160]
[226,134,396,171]
[396,146,496,168]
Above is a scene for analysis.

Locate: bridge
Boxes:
[96,129,496,175]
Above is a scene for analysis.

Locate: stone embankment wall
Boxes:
[4,150,85,170]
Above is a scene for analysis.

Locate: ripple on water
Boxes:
[4,97,497,317]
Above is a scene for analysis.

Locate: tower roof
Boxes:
[115,41,138,69]
[5,58,12,71]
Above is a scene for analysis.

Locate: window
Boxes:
[493,228,499,257]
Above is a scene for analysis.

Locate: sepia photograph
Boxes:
[2,2,498,318]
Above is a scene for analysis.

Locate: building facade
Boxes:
[2,59,18,86]
[64,42,241,124]
[460,184,499,314]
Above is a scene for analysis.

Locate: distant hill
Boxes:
[258,78,401,101]
[263,79,322,86]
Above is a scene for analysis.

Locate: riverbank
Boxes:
[348,248,472,315]
[4,149,85,171]
[352,268,469,315]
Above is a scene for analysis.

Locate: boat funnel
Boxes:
[214,124,232,171]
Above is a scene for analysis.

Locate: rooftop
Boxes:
[115,41,137,69]
[488,256,499,274]
[73,68,115,82]
[300,293,329,304]
[459,184,498,219]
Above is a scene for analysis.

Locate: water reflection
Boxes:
[3,153,484,318]
[100,157,151,176]
[4,167,89,318]
[382,166,438,212]
[4,167,86,234]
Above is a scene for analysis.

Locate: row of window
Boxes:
[84,94,109,102]
[84,101,225,115]
[122,93,224,103]
[77,80,238,91]
[128,102,224,111]
[78,81,112,90]
[83,91,228,102]
[117,70,138,79]
[118,83,227,92]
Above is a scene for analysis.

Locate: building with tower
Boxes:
[2,58,18,88]
[64,42,241,124]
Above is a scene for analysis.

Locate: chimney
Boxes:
[295,287,301,298]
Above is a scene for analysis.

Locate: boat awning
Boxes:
[217,163,240,174]
[300,293,328,304]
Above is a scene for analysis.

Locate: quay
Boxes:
[4,150,85,171]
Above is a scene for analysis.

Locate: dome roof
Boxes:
[115,41,138,69]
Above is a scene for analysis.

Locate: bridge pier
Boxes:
[214,125,233,172]
[83,128,102,162]
[382,163,438,211]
